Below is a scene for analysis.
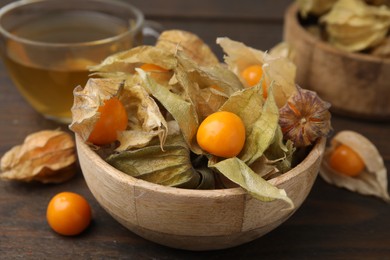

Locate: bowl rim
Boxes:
[285,3,390,65]
[76,134,326,197]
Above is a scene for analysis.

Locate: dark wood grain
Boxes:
[1,0,389,259]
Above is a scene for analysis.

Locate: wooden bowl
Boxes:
[76,134,326,251]
[283,4,390,121]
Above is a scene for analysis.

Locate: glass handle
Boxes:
[142,20,164,44]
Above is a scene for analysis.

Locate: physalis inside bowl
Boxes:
[69,30,332,209]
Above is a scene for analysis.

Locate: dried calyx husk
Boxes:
[0,130,76,183]
[320,130,390,202]
[279,86,332,148]
[156,30,220,66]
[106,133,209,189]
[269,42,297,62]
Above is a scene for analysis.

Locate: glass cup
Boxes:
[0,0,159,123]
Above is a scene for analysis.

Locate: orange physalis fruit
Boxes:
[240,64,268,98]
[46,192,92,236]
[88,97,128,145]
[140,63,168,73]
[139,63,171,81]
[210,85,222,91]
[196,111,246,158]
[329,144,365,177]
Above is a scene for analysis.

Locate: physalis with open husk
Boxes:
[216,37,297,108]
[70,77,168,152]
[320,130,390,202]
[0,130,76,183]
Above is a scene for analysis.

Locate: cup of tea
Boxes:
[0,0,160,123]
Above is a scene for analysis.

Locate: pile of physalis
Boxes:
[69,30,333,208]
[296,0,390,56]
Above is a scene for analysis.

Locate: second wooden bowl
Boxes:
[284,4,390,121]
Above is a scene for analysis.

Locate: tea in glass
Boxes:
[0,0,144,123]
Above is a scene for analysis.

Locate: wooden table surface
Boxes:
[1,0,389,259]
